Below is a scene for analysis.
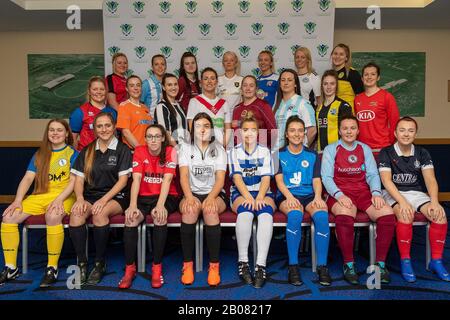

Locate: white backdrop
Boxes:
[103,0,335,79]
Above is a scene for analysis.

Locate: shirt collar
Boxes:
[394,142,415,157]
[96,136,119,151]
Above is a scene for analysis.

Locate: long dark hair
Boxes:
[145,124,169,165]
[190,112,215,145]
[283,115,305,149]
[320,69,339,104]
[273,69,301,115]
[161,73,180,119]
[179,52,201,98]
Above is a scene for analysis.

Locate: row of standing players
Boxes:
[1,44,448,290]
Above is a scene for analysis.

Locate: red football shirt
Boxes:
[176,77,200,113]
[132,145,178,196]
[354,89,400,150]
[106,73,127,105]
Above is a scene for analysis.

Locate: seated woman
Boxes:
[275,115,331,286]
[379,117,449,282]
[69,112,132,285]
[1,119,77,288]
[321,115,396,285]
[178,112,227,287]
[229,115,275,289]
[118,124,179,289]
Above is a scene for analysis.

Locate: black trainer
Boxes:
[39,267,58,288]
[253,265,266,289]
[87,261,106,285]
[78,262,88,285]
[343,263,359,285]
[288,265,303,286]
[0,266,19,285]
[238,261,253,285]
[317,265,332,286]
[375,262,391,284]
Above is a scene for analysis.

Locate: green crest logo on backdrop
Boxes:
[251,23,263,36]
[147,69,154,77]
[291,0,303,13]
[146,24,159,37]
[199,23,211,36]
[173,24,185,37]
[264,0,277,14]
[239,45,251,59]
[212,46,225,59]
[160,46,173,58]
[304,21,316,34]
[318,0,331,12]
[133,1,145,14]
[105,1,119,14]
[238,1,250,14]
[134,46,146,59]
[186,46,199,56]
[159,1,171,14]
[120,24,133,37]
[317,44,329,57]
[225,23,238,36]
[265,45,277,56]
[291,44,301,55]
[278,22,290,35]
[185,1,198,14]
[251,68,261,78]
[125,69,134,78]
[108,46,121,56]
[173,69,180,77]
[211,1,224,14]
[277,67,286,74]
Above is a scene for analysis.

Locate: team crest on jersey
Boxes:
[107,155,117,165]
[338,72,345,79]
[132,161,139,168]
[58,158,68,167]
[302,77,309,83]
[348,154,358,164]
[210,148,216,158]
[414,159,421,169]
[330,108,337,115]
[301,160,309,168]
[234,82,240,88]
[267,81,273,86]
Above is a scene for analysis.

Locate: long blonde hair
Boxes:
[258,50,275,74]
[294,47,314,74]
[331,43,352,75]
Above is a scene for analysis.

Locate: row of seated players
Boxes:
[0,112,448,290]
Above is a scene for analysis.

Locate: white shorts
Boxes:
[382,190,431,212]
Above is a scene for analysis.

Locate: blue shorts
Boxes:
[275,194,315,209]
[231,190,274,205]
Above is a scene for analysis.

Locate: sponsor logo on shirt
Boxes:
[49,171,67,182]
[144,172,163,184]
[289,172,302,185]
[393,173,417,184]
[193,165,214,179]
[139,119,152,125]
[242,166,258,177]
[337,167,361,174]
[356,110,375,122]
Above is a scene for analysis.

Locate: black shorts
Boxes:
[192,192,228,205]
[84,192,129,211]
[276,194,315,209]
[137,195,181,215]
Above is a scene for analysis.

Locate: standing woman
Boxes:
[0,120,77,287]
[294,47,322,108]
[217,51,243,112]
[256,50,279,108]
[187,67,232,148]
[176,52,201,113]
[154,73,188,146]
[118,124,179,289]
[106,52,129,110]
[355,62,400,151]
[116,75,153,150]
[275,116,331,286]
[141,54,167,117]
[331,44,364,110]
[232,75,276,149]
[178,113,227,287]
[69,112,132,285]
[70,76,117,151]
[316,70,353,152]
[273,69,316,150]
[229,116,275,289]
[321,115,396,285]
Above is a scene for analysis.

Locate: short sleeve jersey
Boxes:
[178,142,227,195]
[298,72,321,108]
[154,99,188,144]
[378,143,434,193]
[106,73,127,104]
[217,74,243,111]
[132,145,178,196]
[257,73,279,108]
[69,102,117,151]
[141,74,163,117]
[27,145,78,193]
[71,137,132,199]
[116,100,153,148]
[228,144,273,195]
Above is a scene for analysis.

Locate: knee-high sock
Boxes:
[1,223,19,269]
[235,209,254,263]
[47,224,64,269]
[430,222,448,260]
[396,222,412,260]
[256,211,273,267]
[312,211,330,266]
[375,214,396,262]
[286,210,303,265]
[93,225,110,263]
[69,224,88,263]
[335,215,355,263]
[205,224,221,263]
[180,222,196,262]
[123,226,138,265]
[152,225,168,264]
